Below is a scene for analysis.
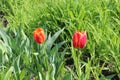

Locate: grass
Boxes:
[0,0,120,80]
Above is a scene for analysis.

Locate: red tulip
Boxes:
[33,28,46,44]
[72,31,87,49]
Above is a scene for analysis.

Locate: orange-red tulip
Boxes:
[72,31,87,49]
[33,28,45,44]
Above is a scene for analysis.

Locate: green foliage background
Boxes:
[0,0,120,80]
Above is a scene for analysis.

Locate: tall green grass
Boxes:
[0,0,120,80]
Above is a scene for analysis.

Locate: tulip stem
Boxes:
[72,47,82,79]
[77,49,82,79]
[38,44,42,53]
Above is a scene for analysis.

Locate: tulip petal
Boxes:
[72,31,87,49]
[33,28,45,44]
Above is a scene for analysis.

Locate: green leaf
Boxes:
[14,56,21,80]
[46,28,64,53]
[0,28,9,45]
[0,49,2,65]
[0,40,6,54]
[0,29,12,55]
[118,73,120,79]
[4,66,14,80]
[50,41,65,57]
[38,72,42,80]
[20,68,26,80]
[63,73,71,80]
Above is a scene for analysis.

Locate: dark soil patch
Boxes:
[102,70,119,80]
[0,11,8,27]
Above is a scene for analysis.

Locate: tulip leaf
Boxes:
[50,41,66,57]
[14,56,21,80]
[0,40,7,54]
[0,28,9,45]
[46,28,64,53]
[0,49,2,65]
[0,29,12,55]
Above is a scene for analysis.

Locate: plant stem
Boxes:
[72,47,82,79]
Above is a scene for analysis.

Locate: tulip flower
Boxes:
[72,31,87,49]
[33,28,46,44]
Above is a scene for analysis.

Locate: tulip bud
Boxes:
[33,28,46,44]
[72,31,87,49]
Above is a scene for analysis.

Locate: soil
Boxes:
[0,11,8,27]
